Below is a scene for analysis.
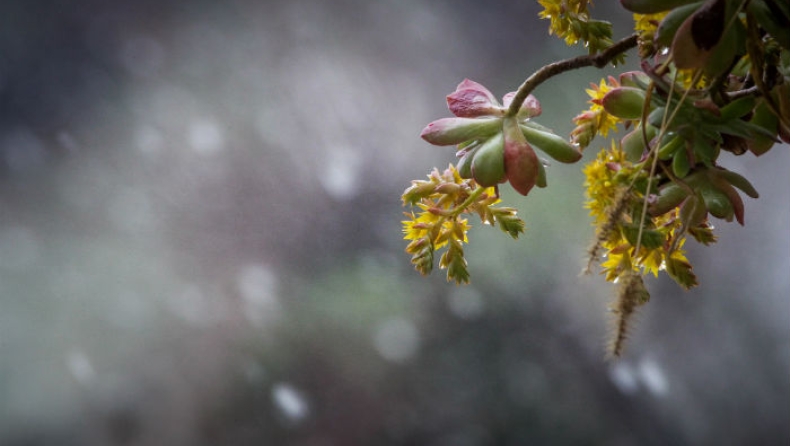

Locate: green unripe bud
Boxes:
[601,87,648,120]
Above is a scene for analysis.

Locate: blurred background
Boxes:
[0,1,787,445]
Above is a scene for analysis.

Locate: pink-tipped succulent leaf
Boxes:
[446,79,504,117]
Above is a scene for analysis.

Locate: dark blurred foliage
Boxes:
[0,1,787,445]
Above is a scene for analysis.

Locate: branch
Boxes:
[506,34,639,118]
[727,85,761,100]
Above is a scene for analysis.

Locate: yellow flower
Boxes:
[572,77,624,147]
[601,250,627,282]
[633,13,666,35]
[538,0,599,47]
[586,77,622,137]
[640,248,664,277]
[401,164,525,284]
[633,12,667,57]
[402,206,439,241]
[583,140,626,223]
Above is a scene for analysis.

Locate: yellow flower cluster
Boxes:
[633,12,667,58]
[571,77,622,149]
[538,0,590,46]
[582,140,628,225]
[582,142,697,289]
[537,0,614,54]
[402,165,525,284]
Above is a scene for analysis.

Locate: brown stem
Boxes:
[506,34,639,118]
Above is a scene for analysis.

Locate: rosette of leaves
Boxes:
[598,69,767,226]
[420,79,582,196]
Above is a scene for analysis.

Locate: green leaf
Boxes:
[656,2,705,47]
[491,207,525,239]
[410,243,434,276]
[621,224,665,250]
[719,96,756,120]
[672,148,691,178]
[441,241,469,285]
[692,136,719,164]
[717,168,759,198]
[688,224,718,245]
[666,257,698,289]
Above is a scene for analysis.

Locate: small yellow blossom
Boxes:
[582,140,626,223]
[586,77,622,138]
[537,0,613,53]
[633,12,667,57]
[583,140,698,288]
[402,164,525,284]
[633,12,667,36]
[572,77,624,147]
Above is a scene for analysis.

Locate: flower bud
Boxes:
[420,117,503,146]
[435,183,462,196]
[600,87,647,120]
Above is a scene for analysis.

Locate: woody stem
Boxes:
[506,34,639,118]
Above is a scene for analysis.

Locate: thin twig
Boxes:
[506,34,639,118]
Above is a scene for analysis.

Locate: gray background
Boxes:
[0,1,787,445]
